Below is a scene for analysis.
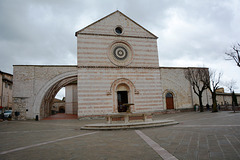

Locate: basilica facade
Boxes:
[12,11,209,120]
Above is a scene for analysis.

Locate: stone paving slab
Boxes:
[42,113,78,120]
[0,111,240,160]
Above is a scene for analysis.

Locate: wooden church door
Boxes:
[166,92,174,109]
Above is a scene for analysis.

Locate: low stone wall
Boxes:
[217,105,240,111]
[153,108,194,115]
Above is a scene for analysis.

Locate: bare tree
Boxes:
[225,43,240,67]
[185,68,209,112]
[224,79,239,112]
[224,79,238,93]
[207,70,223,112]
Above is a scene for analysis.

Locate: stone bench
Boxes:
[106,113,153,124]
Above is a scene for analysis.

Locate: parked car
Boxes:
[4,110,12,118]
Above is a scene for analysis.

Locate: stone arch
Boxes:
[110,78,137,93]
[110,78,137,113]
[163,89,177,110]
[59,106,65,113]
[116,83,130,92]
[33,71,78,120]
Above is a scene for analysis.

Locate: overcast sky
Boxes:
[0,0,239,96]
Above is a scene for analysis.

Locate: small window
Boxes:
[166,92,173,98]
[5,83,8,88]
[115,27,123,35]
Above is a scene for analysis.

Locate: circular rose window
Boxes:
[108,42,133,66]
[113,46,128,60]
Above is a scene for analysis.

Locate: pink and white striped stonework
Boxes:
[76,11,163,117]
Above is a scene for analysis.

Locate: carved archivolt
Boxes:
[108,78,139,95]
[109,78,138,113]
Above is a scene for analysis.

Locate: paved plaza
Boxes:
[0,111,240,160]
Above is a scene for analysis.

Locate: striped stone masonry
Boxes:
[77,34,159,68]
[77,67,163,117]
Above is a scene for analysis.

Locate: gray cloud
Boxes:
[0,0,239,92]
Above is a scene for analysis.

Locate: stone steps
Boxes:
[81,120,179,130]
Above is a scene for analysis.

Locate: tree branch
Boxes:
[225,43,240,67]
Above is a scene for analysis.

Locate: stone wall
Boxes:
[52,101,65,113]
[12,98,27,120]
[13,65,78,119]
[160,67,211,109]
[216,93,240,106]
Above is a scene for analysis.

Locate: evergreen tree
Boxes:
[232,91,238,113]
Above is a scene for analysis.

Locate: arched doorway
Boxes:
[110,78,136,113]
[116,84,130,112]
[166,92,174,109]
[59,106,65,113]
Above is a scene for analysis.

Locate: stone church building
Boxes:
[12,11,209,120]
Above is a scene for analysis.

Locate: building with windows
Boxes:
[13,11,210,120]
[0,71,13,113]
[51,98,65,114]
[216,88,240,108]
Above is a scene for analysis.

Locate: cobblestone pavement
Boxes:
[0,111,240,160]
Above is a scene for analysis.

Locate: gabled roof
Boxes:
[75,10,158,39]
